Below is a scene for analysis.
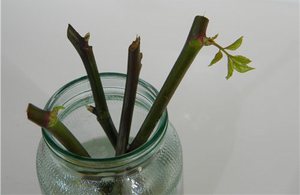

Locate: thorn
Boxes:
[86,105,97,115]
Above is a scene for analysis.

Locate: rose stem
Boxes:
[67,24,118,149]
[115,37,142,156]
[129,16,209,151]
[27,103,90,157]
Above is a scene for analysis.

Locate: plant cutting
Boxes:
[27,16,253,194]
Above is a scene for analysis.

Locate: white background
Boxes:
[2,0,299,194]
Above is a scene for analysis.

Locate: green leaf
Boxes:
[211,33,219,40]
[225,36,243,50]
[209,50,223,66]
[226,57,234,80]
[232,55,251,65]
[233,63,255,73]
[230,55,254,73]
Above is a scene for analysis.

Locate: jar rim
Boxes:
[42,72,168,168]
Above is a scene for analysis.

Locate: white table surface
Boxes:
[2,0,299,194]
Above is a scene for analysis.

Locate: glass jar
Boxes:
[36,72,183,195]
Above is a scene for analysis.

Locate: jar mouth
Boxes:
[42,72,168,169]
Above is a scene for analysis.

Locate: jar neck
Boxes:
[42,72,168,174]
[45,122,167,174]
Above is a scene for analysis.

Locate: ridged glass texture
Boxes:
[36,73,183,195]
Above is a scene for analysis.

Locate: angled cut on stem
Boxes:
[128,16,209,151]
[115,37,142,156]
[67,24,118,148]
[27,103,90,157]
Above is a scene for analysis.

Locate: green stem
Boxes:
[211,41,231,56]
[115,37,142,156]
[27,103,90,157]
[67,24,118,149]
[129,16,209,151]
